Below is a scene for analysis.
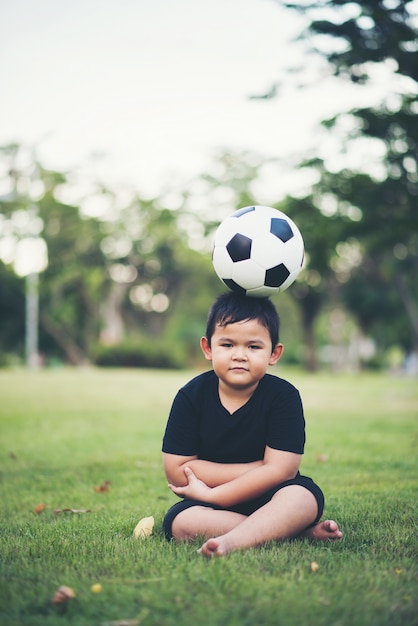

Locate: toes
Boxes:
[324,520,341,534]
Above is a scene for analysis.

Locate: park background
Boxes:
[1,3,417,625]
[0,0,417,373]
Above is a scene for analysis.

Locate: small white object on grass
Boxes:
[133,516,154,538]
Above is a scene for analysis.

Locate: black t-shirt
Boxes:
[162,370,305,463]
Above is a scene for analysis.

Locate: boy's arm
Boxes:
[163,453,263,488]
[168,446,301,506]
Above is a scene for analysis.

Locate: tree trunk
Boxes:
[40,311,88,365]
[394,273,418,351]
[301,314,318,372]
[298,294,322,372]
[100,282,127,345]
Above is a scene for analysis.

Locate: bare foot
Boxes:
[197,520,342,557]
[303,519,342,542]
[198,537,228,557]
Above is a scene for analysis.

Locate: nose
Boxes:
[232,347,247,361]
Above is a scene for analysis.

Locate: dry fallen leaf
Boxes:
[311,561,320,572]
[52,585,76,604]
[91,583,103,593]
[9,452,17,460]
[133,516,154,539]
[34,503,46,514]
[95,480,111,493]
[53,508,91,515]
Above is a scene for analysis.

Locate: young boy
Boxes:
[162,292,342,556]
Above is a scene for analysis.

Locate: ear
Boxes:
[269,343,284,366]
[200,336,213,361]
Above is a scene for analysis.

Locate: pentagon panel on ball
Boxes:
[212,205,304,298]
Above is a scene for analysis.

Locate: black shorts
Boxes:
[162,474,324,541]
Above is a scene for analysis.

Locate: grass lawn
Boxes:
[0,366,417,626]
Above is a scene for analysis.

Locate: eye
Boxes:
[221,342,233,348]
[249,345,262,350]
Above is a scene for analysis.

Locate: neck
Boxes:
[218,380,258,413]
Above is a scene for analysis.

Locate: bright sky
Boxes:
[0,0,396,200]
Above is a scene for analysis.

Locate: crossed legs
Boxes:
[170,485,342,557]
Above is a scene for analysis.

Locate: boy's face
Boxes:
[200,318,283,392]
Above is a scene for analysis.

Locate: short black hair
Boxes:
[205,292,280,350]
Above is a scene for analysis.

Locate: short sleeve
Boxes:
[162,389,199,456]
[265,383,305,454]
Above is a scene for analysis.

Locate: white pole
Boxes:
[26,271,39,369]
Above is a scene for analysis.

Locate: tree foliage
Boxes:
[0,144,219,366]
[282,0,418,354]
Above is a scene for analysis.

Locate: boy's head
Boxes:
[205,292,280,352]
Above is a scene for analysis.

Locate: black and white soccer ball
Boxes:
[212,205,304,298]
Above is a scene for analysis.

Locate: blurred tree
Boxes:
[0,261,25,361]
[97,195,220,352]
[281,0,418,355]
[183,151,334,369]
[0,143,220,366]
[40,199,107,364]
[275,194,347,370]
[0,145,109,364]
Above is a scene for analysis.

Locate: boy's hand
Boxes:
[168,467,213,502]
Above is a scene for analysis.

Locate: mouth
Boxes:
[230,367,248,372]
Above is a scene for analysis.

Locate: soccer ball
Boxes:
[212,205,304,298]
